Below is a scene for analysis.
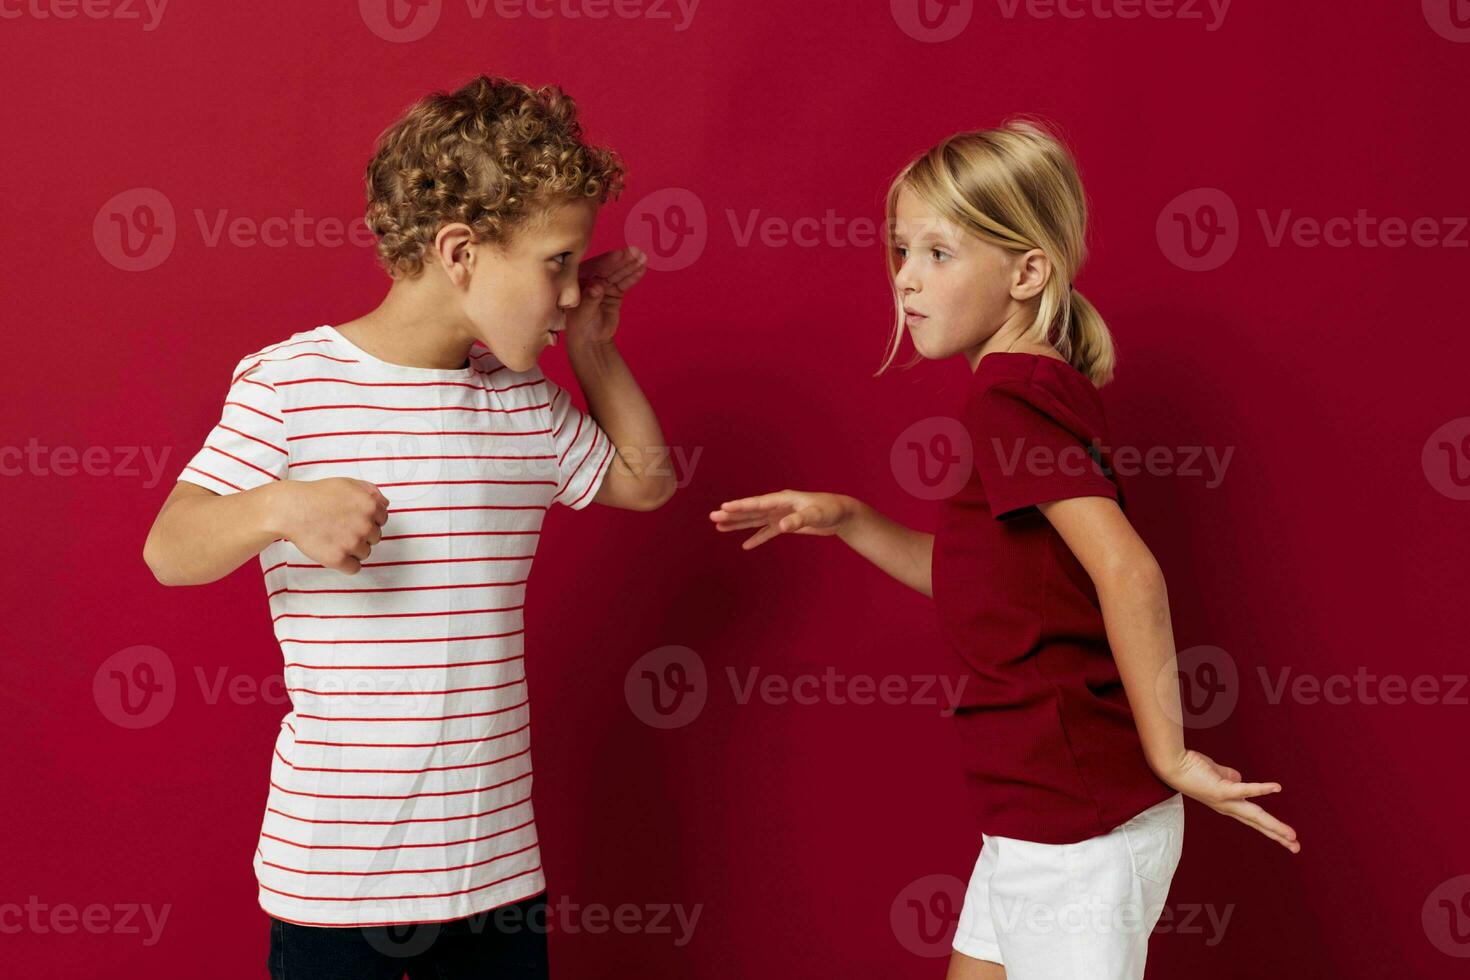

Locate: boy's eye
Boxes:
[551,252,571,267]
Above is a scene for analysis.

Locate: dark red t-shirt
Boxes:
[932,352,1174,844]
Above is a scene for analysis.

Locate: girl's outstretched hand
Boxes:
[710,490,856,550]
[1160,749,1301,854]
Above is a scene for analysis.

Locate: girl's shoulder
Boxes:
[970,352,1104,420]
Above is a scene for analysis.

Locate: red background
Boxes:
[5,1,1469,976]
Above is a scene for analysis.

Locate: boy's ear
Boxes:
[433,223,476,283]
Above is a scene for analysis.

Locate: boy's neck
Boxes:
[336,278,477,371]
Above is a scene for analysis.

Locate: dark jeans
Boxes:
[267,892,549,980]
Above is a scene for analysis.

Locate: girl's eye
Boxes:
[931,248,950,262]
[894,246,908,259]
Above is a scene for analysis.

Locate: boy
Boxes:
[143,75,674,979]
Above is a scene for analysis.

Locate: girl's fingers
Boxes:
[710,507,787,525]
[712,515,775,531]
[778,510,809,533]
[1223,799,1299,851]
[720,492,795,513]
[742,524,783,550]
[1224,781,1282,800]
[786,504,832,534]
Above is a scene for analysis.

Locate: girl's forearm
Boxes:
[1096,564,1189,776]
[836,497,934,597]
[566,337,675,505]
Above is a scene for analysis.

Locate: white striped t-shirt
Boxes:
[175,323,614,927]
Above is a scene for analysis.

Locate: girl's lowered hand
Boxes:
[1160,748,1301,854]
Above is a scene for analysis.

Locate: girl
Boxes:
[708,120,1299,979]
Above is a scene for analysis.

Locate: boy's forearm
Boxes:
[144,482,286,586]
[565,337,676,502]
[837,498,934,597]
[1098,566,1189,776]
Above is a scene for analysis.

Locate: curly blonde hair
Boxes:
[364,75,625,279]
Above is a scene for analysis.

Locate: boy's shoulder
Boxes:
[223,325,338,386]
[220,326,554,403]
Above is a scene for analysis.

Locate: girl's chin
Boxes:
[908,328,952,361]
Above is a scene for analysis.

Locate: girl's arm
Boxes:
[1037,494,1301,854]
[710,491,934,597]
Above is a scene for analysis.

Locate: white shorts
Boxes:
[953,793,1185,979]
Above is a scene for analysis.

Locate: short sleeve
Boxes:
[176,358,289,495]
[971,383,1119,520]
[545,375,614,510]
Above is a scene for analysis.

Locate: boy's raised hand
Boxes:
[566,246,649,345]
[272,478,390,575]
[710,490,857,550]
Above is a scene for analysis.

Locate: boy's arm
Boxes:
[565,335,676,512]
[144,478,389,586]
[144,481,288,586]
[561,246,675,512]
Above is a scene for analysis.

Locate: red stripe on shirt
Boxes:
[257,864,542,905]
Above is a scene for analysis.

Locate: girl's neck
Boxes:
[966,333,1067,373]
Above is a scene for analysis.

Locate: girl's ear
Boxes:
[1011,248,1054,301]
